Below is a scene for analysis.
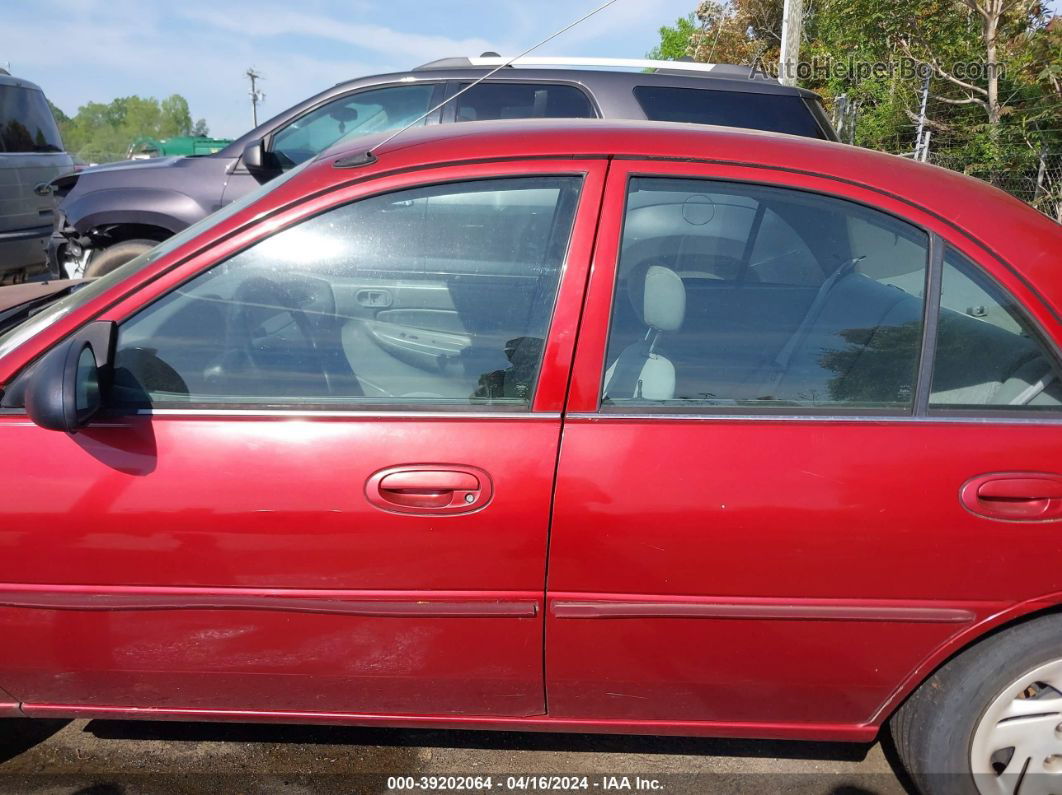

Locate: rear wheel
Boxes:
[891,613,1062,795]
[84,238,156,278]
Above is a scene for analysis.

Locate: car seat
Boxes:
[603,264,686,401]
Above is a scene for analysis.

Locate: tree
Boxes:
[159,94,193,137]
[896,0,1040,126]
[648,0,1062,177]
[52,94,205,163]
[688,0,787,67]
[648,13,700,60]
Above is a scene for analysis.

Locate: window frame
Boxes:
[109,174,586,414]
[571,160,1062,421]
[75,158,609,417]
[924,244,1062,419]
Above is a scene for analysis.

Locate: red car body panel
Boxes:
[0,416,552,715]
[0,121,1060,740]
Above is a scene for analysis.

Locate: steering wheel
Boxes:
[212,276,334,397]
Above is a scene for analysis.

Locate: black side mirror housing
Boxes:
[242,140,281,183]
[22,321,115,432]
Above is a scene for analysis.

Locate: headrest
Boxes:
[627,264,686,332]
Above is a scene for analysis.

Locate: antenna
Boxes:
[348,0,621,165]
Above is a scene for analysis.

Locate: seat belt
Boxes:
[755,256,865,396]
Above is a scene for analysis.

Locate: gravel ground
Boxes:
[0,717,914,795]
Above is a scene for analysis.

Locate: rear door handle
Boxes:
[961,472,1062,521]
[366,465,492,515]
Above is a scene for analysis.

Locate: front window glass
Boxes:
[111,176,582,409]
[0,158,316,361]
[601,177,929,410]
[930,248,1062,410]
[270,84,436,168]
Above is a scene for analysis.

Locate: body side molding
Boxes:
[0,584,540,618]
[550,596,985,623]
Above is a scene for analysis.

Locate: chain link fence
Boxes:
[925,153,1062,222]
[830,82,1062,222]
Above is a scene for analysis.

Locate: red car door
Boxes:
[547,160,1062,737]
[0,158,605,718]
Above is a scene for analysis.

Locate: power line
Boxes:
[366,0,622,158]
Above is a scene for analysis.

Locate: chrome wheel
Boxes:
[971,658,1062,795]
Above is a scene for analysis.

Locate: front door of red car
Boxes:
[547,161,1062,732]
[0,159,605,717]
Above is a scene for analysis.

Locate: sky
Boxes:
[2,0,698,138]
[4,0,1061,139]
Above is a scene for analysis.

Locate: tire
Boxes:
[891,612,1062,795]
[83,238,157,278]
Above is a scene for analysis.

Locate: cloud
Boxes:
[179,6,505,62]
[544,0,687,48]
[4,0,696,139]
[2,0,380,137]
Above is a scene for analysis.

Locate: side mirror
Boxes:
[242,140,280,183]
[23,322,115,432]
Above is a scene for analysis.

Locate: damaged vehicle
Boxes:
[47,56,835,278]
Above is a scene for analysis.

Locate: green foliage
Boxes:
[51,94,209,163]
[649,1,1062,210]
[821,322,922,404]
[647,13,699,60]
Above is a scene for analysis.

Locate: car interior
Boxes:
[269,83,438,168]
[453,83,596,122]
[602,179,1062,410]
[108,175,1061,413]
[110,178,580,408]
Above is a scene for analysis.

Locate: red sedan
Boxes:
[0,120,1060,795]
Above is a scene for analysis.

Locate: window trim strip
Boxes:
[565,411,1062,425]
[913,232,945,415]
[589,171,1062,421]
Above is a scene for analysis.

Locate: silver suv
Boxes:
[0,69,73,280]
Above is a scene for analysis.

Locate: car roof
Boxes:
[218,63,828,156]
[298,118,1061,308]
[0,73,46,93]
[400,63,821,98]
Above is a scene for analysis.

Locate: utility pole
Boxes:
[245,68,264,127]
[778,0,803,86]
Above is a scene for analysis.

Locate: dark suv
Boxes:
[49,56,835,278]
[0,69,73,280]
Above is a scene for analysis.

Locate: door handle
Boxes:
[366,465,492,515]
[961,472,1062,521]
[355,289,392,308]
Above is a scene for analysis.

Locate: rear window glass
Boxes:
[0,85,63,153]
[633,86,825,139]
[454,83,596,122]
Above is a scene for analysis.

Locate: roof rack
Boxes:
[414,55,758,78]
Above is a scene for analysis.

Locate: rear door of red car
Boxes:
[546,159,1062,733]
[0,158,606,718]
